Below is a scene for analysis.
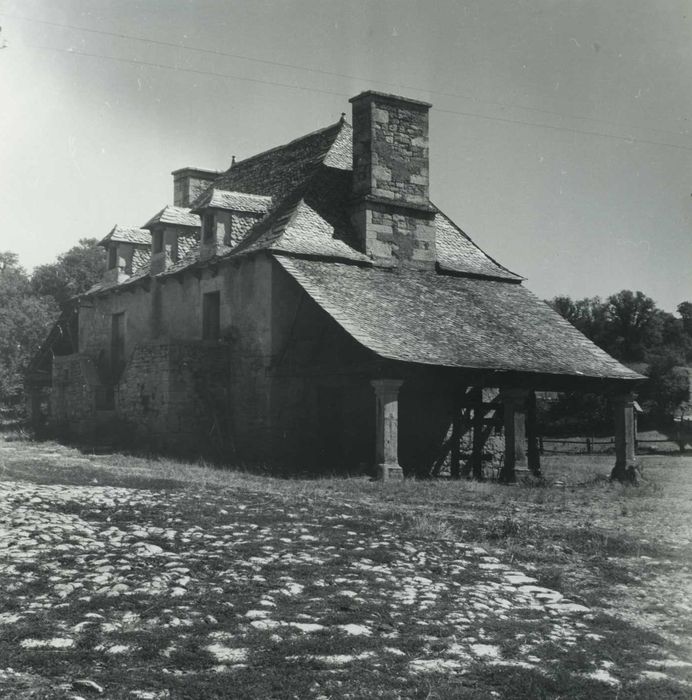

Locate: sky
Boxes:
[0,0,690,312]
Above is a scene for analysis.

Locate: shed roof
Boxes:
[275,255,642,382]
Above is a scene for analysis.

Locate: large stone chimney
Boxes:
[350,91,436,268]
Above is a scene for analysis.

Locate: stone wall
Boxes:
[50,354,99,434]
[117,342,231,455]
[267,264,378,471]
[69,253,275,460]
[351,201,436,267]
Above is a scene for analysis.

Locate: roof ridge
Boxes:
[226,119,343,172]
[143,206,168,227]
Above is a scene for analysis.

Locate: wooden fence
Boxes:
[539,436,682,454]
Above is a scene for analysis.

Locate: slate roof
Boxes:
[275,256,642,381]
[86,269,150,296]
[192,189,272,214]
[190,120,351,208]
[100,120,517,281]
[195,121,518,279]
[143,206,200,229]
[99,226,150,246]
[233,195,370,263]
[83,110,639,383]
[435,212,522,281]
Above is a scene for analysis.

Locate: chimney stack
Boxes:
[350,91,436,268]
[172,167,220,207]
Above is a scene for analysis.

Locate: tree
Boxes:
[0,253,57,404]
[677,301,692,338]
[31,238,106,307]
[602,290,661,362]
[638,351,690,423]
[547,290,692,429]
[548,295,610,350]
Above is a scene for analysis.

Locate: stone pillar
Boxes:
[611,391,637,483]
[371,379,404,481]
[526,390,542,477]
[500,388,529,483]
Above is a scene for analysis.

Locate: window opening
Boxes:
[202,213,215,243]
[153,230,163,254]
[202,291,221,340]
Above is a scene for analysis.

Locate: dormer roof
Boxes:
[99,225,150,247]
[191,189,272,214]
[143,205,200,229]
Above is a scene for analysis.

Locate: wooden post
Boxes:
[526,390,541,477]
[611,391,637,483]
[371,379,404,481]
[471,388,485,480]
[499,388,529,483]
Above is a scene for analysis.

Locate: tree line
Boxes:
[0,241,105,410]
[545,291,692,432]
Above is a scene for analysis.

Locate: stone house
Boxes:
[29,91,643,481]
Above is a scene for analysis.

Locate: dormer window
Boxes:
[202,213,215,243]
[108,246,117,270]
[152,230,163,254]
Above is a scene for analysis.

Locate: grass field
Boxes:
[1,438,691,699]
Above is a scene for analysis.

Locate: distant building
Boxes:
[28,91,643,481]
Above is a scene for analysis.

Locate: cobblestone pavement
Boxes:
[1,442,690,698]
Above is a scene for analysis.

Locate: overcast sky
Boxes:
[0,0,690,312]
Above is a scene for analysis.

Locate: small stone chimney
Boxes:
[172,168,220,207]
[350,91,436,268]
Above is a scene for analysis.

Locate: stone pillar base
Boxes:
[377,463,404,481]
[610,462,639,484]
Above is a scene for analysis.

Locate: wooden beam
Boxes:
[431,436,453,477]
[450,412,461,479]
